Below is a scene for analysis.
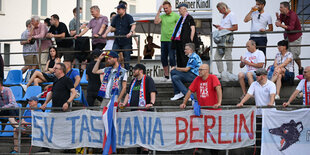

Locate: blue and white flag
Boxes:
[102,94,117,155]
[261,109,310,155]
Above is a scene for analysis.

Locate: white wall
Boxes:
[211,0,310,75]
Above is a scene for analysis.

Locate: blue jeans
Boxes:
[171,70,196,95]
[161,41,176,67]
[112,43,132,70]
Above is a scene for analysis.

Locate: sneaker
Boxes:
[10,150,18,154]
[275,94,280,100]
[170,93,184,101]
[37,147,50,154]
[299,67,304,75]
[160,77,169,82]
[21,84,27,92]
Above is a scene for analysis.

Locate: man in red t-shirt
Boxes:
[180,64,222,109]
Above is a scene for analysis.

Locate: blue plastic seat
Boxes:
[80,69,88,84]
[9,86,23,101]
[21,86,42,101]
[0,121,14,137]
[4,70,23,85]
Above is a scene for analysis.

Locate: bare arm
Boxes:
[237,93,252,107]
[117,81,127,103]
[268,94,276,106]
[154,5,162,24]
[180,90,192,109]
[244,10,253,23]
[75,27,89,37]
[97,24,107,36]
[283,89,300,107]
[44,60,50,73]
[190,25,195,42]
[214,85,222,108]
[41,91,53,110]
[74,76,81,88]
[92,54,105,74]
[150,92,156,104]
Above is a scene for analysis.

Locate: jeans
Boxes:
[112,43,132,70]
[250,37,267,55]
[171,70,196,95]
[161,41,176,67]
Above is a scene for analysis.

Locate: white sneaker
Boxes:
[170,93,184,101]
[21,84,27,92]
[188,98,192,101]
[275,94,280,100]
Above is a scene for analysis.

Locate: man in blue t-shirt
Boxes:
[170,43,202,101]
[63,59,81,97]
[11,96,42,153]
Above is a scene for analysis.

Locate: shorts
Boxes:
[283,70,294,82]
[288,36,302,59]
[244,71,257,83]
[42,73,56,82]
[23,55,38,66]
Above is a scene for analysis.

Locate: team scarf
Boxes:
[171,13,189,41]
[128,75,146,107]
[98,65,121,98]
[305,80,310,105]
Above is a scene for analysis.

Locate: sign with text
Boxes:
[156,0,211,11]
[32,108,256,150]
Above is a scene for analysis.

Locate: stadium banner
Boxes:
[32,107,256,150]
[261,109,310,155]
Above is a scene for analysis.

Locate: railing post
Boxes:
[38,39,42,71]
[17,106,22,153]
[137,35,141,64]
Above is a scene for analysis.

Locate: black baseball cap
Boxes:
[133,64,146,74]
[117,4,126,9]
[177,3,188,8]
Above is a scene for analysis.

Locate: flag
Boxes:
[102,93,117,155]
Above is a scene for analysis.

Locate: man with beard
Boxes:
[120,64,157,110]
[92,51,127,107]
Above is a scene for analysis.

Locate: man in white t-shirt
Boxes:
[214,2,238,74]
[244,0,273,65]
[283,66,310,107]
[237,68,276,115]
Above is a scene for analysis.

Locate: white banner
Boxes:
[261,109,310,155]
[32,108,256,150]
[32,109,104,149]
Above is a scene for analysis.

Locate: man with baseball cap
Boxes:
[92,51,127,107]
[120,64,157,110]
[103,3,136,70]
[237,68,276,114]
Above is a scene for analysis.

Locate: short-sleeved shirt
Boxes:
[250,11,272,37]
[127,76,157,106]
[274,51,294,72]
[101,66,127,99]
[23,108,42,123]
[296,79,310,105]
[172,14,196,43]
[66,69,81,91]
[220,12,238,29]
[186,52,202,75]
[21,29,37,56]
[247,80,276,115]
[243,50,265,72]
[0,87,18,108]
[159,12,180,41]
[52,76,74,107]
[87,15,109,44]
[86,61,104,95]
[48,22,73,48]
[189,75,221,106]
[279,10,302,42]
[111,13,135,46]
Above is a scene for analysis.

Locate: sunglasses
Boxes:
[258,14,261,20]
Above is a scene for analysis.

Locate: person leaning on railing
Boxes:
[21,46,60,92]
[283,66,310,107]
[270,40,294,100]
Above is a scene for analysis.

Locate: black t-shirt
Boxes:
[127,76,157,106]
[52,76,74,107]
[48,22,73,48]
[86,61,104,95]
[172,15,198,44]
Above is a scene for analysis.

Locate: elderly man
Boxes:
[120,64,156,109]
[171,3,198,68]
[244,0,273,66]
[180,64,222,109]
[92,51,127,106]
[276,1,303,75]
[103,3,136,70]
[76,5,108,50]
[29,15,51,69]
[170,43,202,101]
[238,40,265,100]
[154,1,179,81]
[214,2,238,74]
[41,63,77,112]
[283,66,310,107]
